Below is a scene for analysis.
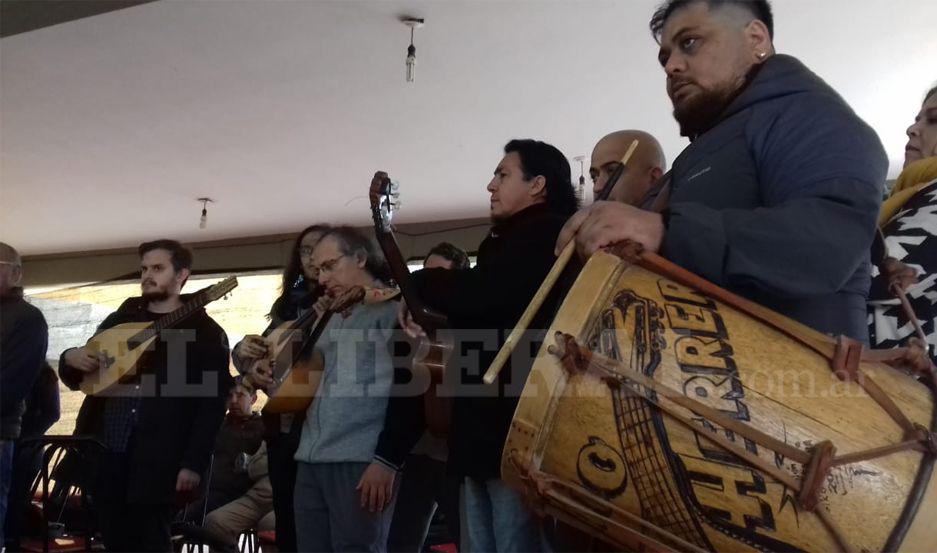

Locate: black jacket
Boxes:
[1,288,48,440]
[59,295,233,504]
[662,54,886,341]
[376,203,572,479]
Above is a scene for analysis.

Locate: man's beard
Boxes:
[672,84,738,138]
[142,284,170,302]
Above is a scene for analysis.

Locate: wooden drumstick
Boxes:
[483,139,640,385]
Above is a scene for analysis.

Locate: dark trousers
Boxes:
[3,440,44,549]
[94,452,175,552]
[387,455,460,552]
[267,429,301,552]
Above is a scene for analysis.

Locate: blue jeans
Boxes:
[0,440,15,547]
[460,477,547,553]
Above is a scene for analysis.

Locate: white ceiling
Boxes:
[2,0,935,255]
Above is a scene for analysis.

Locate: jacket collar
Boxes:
[0,287,24,302]
[490,203,551,237]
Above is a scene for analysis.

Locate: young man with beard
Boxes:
[557,0,886,341]
[393,139,579,552]
[59,239,232,551]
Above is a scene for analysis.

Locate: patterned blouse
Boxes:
[868,179,937,365]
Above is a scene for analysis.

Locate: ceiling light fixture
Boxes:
[401,16,424,83]
[197,197,213,230]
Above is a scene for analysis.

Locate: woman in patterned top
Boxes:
[868,85,937,366]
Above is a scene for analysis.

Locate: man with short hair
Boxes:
[590,130,667,207]
[188,380,264,516]
[559,0,886,341]
[59,239,232,551]
[396,139,579,552]
[0,242,48,546]
[424,242,471,271]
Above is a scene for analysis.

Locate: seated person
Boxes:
[197,442,274,552]
[180,380,264,521]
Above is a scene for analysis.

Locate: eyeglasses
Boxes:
[0,261,21,268]
[299,247,315,259]
[314,255,347,276]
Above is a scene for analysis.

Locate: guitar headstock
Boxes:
[205,276,238,302]
[369,171,400,233]
[329,285,366,313]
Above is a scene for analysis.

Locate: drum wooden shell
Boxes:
[503,252,936,552]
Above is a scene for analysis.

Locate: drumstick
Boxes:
[483,140,639,385]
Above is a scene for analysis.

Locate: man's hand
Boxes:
[63,347,104,373]
[314,295,332,315]
[246,360,276,389]
[234,335,270,360]
[397,300,426,339]
[355,462,396,513]
[555,201,665,260]
[175,468,201,493]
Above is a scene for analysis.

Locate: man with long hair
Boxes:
[393,139,579,552]
[232,224,329,553]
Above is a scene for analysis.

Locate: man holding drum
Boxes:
[558,0,887,342]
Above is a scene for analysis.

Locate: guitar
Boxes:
[79,276,238,395]
[259,286,366,414]
[369,171,453,438]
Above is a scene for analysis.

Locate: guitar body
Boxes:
[262,353,325,414]
[80,322,158,396]
[253,319,325,415]
[415,335,454,438]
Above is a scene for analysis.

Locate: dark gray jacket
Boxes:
[662,54,886,341]
[1,288,48,439]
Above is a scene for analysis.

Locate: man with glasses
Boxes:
[0,242,48,546]
[292,226,401,553]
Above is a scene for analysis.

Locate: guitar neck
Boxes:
[373,230,446,333]
[295,309,335,359]
[134,292,213,344]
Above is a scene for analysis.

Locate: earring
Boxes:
[757,52,767,60]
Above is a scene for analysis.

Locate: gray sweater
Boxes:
[294,299,398,464]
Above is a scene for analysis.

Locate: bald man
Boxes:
[0,242,48,545]
[590,130,666,207]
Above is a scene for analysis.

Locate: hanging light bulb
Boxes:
[401,17,424,83]
[406,41,417,83]
[197,197,212,230]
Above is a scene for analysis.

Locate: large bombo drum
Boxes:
[503,251,937,552]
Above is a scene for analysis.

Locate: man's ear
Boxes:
[11,266,23,287]
[355,250,368,269]
[529,175,547,198]
[649,166,664,185]
[745,20,773,62]
[176,268,191,287]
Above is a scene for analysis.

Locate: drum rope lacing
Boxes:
[535,243,937,553]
